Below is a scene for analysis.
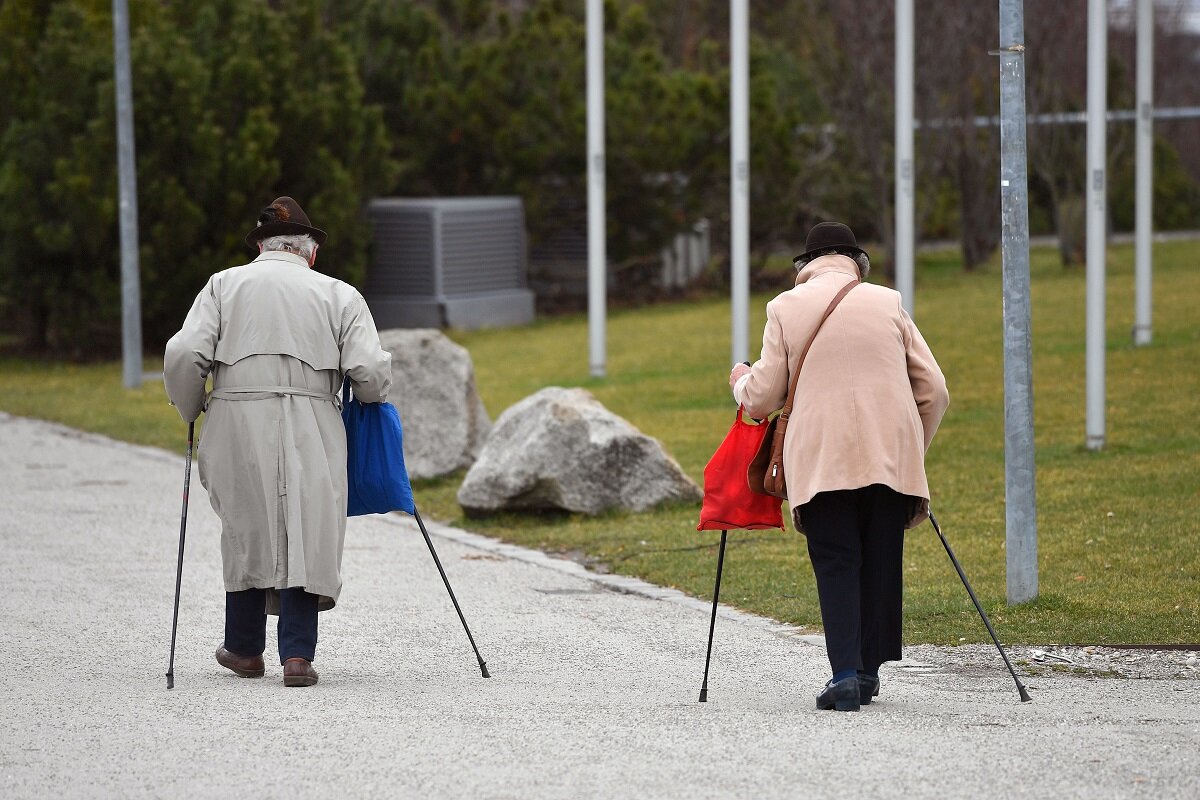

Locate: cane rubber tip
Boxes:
[1019,686,1032,703]
[166,673,174,690]
[480,663,491,678]
[699,688,708,703]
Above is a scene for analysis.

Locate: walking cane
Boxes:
[412,508,490,678]
[698,530,729,702]
[928,511,1031,702]
[166,421,195,690]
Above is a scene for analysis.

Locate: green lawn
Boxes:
[2,240,1197,645]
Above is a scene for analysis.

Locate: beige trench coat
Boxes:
[737,255,949,531]
[163,251,392,612]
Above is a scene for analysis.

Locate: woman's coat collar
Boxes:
[795,254,860,286]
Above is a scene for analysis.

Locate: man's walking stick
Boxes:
[929,511,1031,702]
[166,421,194,690]
[698,530,728,702]
[413,508,490,678]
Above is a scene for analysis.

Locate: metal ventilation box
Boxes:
[365,197,536,330]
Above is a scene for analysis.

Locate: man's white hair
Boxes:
[258,233,317,260]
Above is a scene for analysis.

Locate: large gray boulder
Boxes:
[378,328,491,479]
[457,387,701,516]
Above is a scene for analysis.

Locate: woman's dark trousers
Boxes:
[224,587,319,664]
[799,484,910,676]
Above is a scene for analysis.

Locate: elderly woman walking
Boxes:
[164,197,392,687]
[729,221,949,712]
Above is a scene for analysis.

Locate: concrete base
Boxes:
[366,296,444,329]
[367,289,535,331]
[444,290,535,329]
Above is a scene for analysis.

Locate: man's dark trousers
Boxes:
[799,484,910,676]
[224,587,318,664]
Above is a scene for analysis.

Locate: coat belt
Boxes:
[205,386,342,412]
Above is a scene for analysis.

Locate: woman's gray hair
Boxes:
[853,252,870,279]
[258,233,317,260]
[796,248,870,280]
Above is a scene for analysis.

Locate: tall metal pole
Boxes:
[894,0,915,315]
[1085,0,1108,450]
[998,0,1038,605]
[1133,0,1153,346]
[730,0,750,365]
[113,0,142,389]
[586,0,606,378]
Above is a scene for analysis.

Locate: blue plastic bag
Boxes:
[341,377,416,517]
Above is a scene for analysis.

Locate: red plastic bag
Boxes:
[697,407,785,531]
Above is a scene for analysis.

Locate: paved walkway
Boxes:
[1,412,1196,799]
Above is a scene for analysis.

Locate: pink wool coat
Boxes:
[735,255,949,530]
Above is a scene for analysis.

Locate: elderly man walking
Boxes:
[164,197,392,687]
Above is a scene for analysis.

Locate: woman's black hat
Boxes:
[792,221,867,265]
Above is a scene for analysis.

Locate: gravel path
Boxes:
[1,411,1196,799]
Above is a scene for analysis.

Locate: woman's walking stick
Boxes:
[166,421,195,690]
[413,508,490,678]
[698,530,729,702]
[929,511,1031,702]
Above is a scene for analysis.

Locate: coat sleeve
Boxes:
[900,303,950,452]
[339,293,392,403]
[163,278,221,422]
[735,300,790,419]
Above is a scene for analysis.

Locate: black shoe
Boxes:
[857,673,880,705]
[815,676,860,712]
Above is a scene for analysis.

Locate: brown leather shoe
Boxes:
[283,657,318,687]
[215,645,265,678]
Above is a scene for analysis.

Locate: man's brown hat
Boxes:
[244,196,328,249]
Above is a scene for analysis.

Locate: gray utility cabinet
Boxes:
[365,197,535,330]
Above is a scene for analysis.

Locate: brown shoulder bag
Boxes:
[747,279,859,499]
